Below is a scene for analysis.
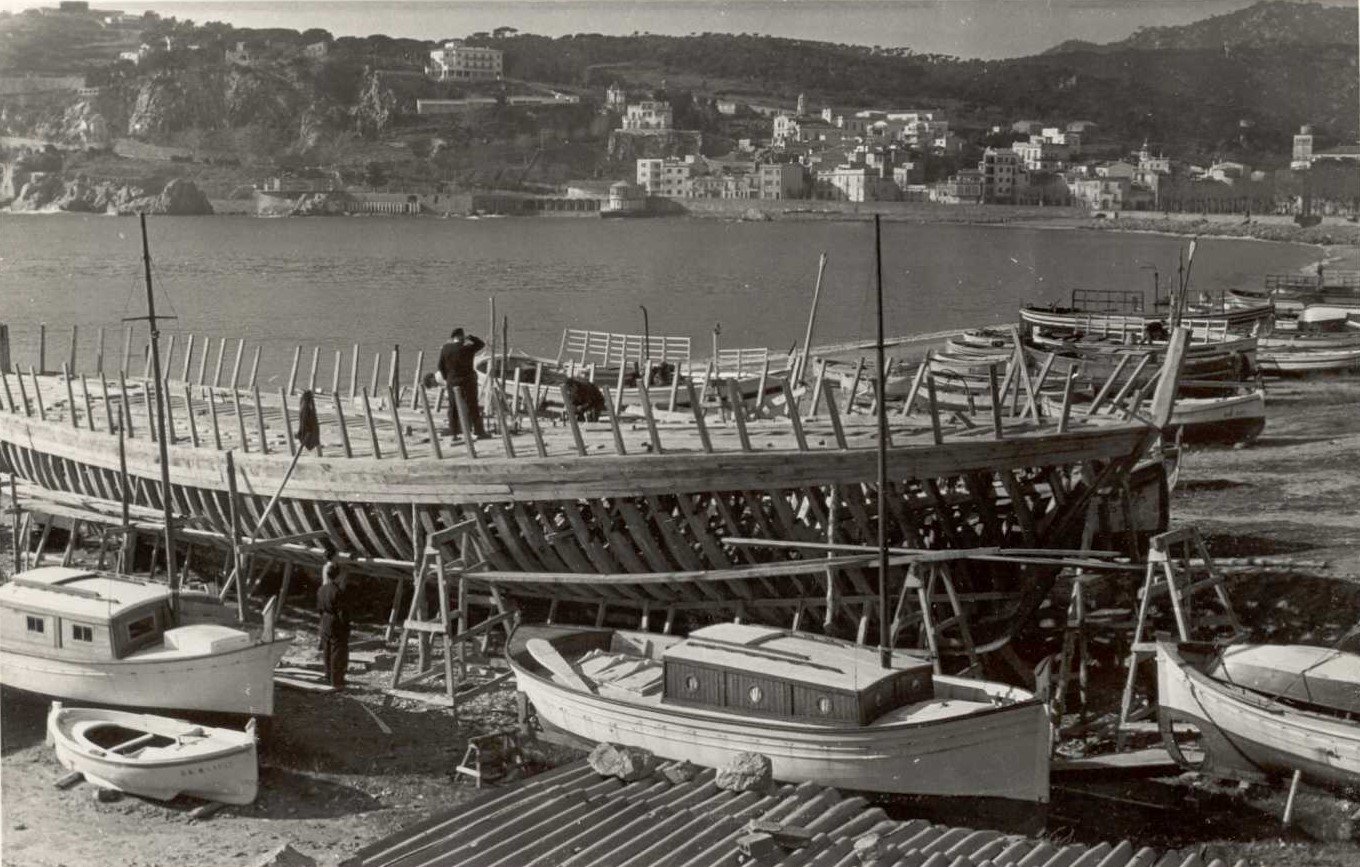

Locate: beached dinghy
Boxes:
[47,702,259,804]
[0,567,290,716]
[511,623,1051,803]
[1258,345,1360,376]
[1156,642,1360,791]
[1209,644,1360,716]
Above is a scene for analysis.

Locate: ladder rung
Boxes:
[404,620,452,634]
[1130,642,1158,654]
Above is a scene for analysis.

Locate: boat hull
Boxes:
[1,639,289,716]
[1258,347,1360,375]
[512,644,1050,803]
[1156,644,1360,791]
[48,705,258,804]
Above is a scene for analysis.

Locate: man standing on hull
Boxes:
[439,328,486,440]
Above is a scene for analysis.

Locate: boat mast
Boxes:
[873,215,890,669]
[136,214,178,608]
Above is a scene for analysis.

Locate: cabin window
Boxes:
[125,613,157,642]
[817,697,832,715]
[71,624,94,643]
[25,616,45,634]
[684,675,700,694]
[747,685,764,704]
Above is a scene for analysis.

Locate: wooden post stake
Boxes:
[286,345,301,396]
[230,339,245,389]
[388,385,408,459]
[418,383,442,459]
[332,392,353,457]
[212,337,227,388]
[361,388,382,458]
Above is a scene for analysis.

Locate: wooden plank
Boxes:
[230,339,245,390]
[727,380,751,451]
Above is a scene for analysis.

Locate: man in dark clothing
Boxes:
[316,542,350,690]
[438,328,486,439]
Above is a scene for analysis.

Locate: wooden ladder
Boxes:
[1116,525,1245,747]
[386,520,515,717]
[889,561,982,677]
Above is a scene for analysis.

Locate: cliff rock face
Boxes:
[5,174,213,215]
[354,72,398,137]
[128,72,230,139]
[34,100,113,148]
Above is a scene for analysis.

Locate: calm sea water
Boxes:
[97,0,1337,61]
[0,214,1317,387]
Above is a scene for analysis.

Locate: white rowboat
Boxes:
[47,702,259,804]
[1156,643,1360,791]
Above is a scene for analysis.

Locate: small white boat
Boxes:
[1258,346,1360,376]
[1156,642,1360,791]
[1209,644,1360,716]
[510,623,1051,803]
[0,567,290,716]
[1257,329,1360,350]
[47,702,259,804]
[1043,387,1266,445]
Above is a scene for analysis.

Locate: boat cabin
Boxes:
[0,568,174,661]
[661,624,933,725]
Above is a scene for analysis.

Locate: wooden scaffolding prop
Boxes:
[386,517,516,714]
[1116,525,1245,748]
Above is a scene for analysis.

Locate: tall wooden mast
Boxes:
[873,215,890,668]
[128,213,178,609]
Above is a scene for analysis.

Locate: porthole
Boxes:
[748,685,764,704]
[684,675,699,693]
[817,697,832,715]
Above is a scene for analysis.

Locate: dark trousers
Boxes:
[446,379,485,437]
[321,632,349,689]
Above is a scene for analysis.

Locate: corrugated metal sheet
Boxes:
[344,759,1242,867]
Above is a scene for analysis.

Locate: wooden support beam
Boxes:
[230,339,245,390]
[361,388,382,459]
[332,391,353,457]
[212,337,227,389]
[252,386,269,455]
[388,385,409,459]
[418,384,443,459]
[286,345,301,396]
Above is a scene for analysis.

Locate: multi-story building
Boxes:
[757,163,805,199]
[605,82,627,112]
[930,169,983,204]
[1011,138,1070,172]
[981,148,1022,203]
[427,40,503,81]
[623,101,673,132]
[636,158,692,196]
[1070,176,1130,211]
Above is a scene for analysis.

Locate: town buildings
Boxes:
[622,100,673,132]
[427,40,503,81]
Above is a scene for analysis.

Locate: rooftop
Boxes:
[0,568,169,621]
[344,759,1232,867]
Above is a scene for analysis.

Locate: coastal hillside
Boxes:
[0,0,1355,197]
[1045,0,1356,54]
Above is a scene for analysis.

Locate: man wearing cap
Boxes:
[438,328,486,440]
[316,541,351,690]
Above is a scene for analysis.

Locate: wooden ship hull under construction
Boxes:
[0,328,1186,647]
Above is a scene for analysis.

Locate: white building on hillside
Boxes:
[428,40,503,81]
[623,101,673,132]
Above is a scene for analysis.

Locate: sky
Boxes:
[2,0,1354,59]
